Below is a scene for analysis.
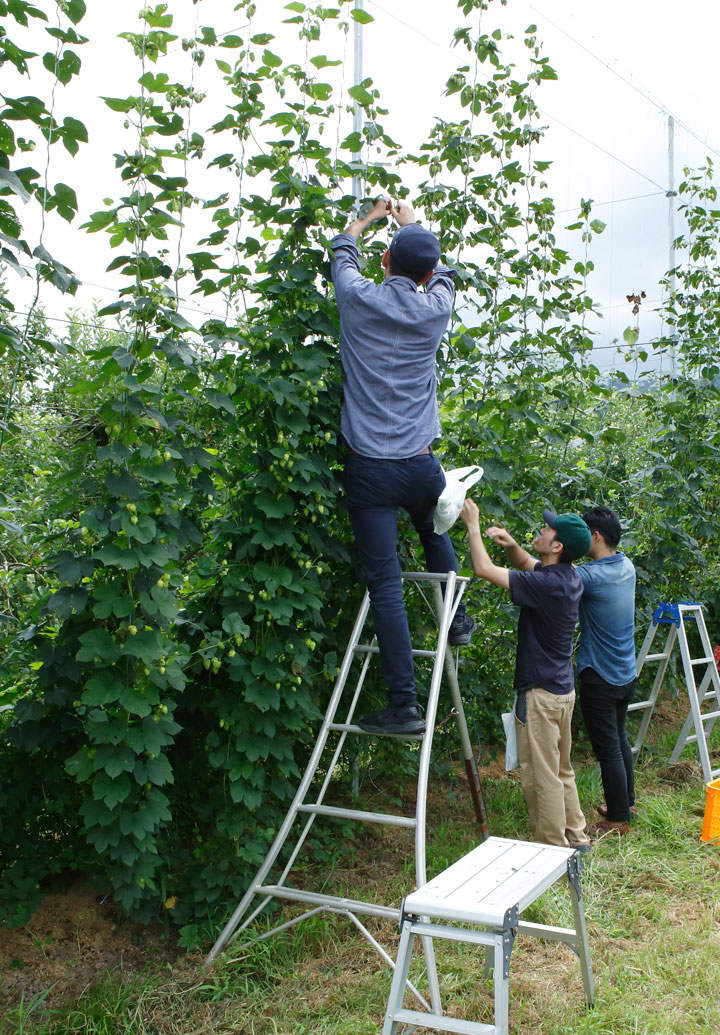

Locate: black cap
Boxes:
[389,223,441,276]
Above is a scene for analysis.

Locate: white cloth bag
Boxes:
[433,464,484,534]
[502,710,519,771]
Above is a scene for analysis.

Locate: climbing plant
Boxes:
[3,0,720,944]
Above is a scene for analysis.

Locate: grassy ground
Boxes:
[2,731,720,1035]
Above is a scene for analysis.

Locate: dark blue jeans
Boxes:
[343,452,463,707]
[578,673,636,822]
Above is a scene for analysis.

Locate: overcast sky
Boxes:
[9,0,720,374]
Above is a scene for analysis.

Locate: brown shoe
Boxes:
[588,818,630,836]
[597,803,637,819]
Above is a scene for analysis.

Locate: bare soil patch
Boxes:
[0,881,181,1009]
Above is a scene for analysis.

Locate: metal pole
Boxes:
[351,0,365,207]
[349,0,366,799]
[667,114,677,381]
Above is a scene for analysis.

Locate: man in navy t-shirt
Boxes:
[460,499,591,848]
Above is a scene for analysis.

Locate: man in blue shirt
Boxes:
[577,506,637,835]
[460,500,591,849]
[329,198,475,736]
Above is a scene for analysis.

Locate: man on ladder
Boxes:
[329,197,475,737]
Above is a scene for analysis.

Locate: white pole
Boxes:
[667,114,677,380]
[349,1,365,797]
[351,0,365,207]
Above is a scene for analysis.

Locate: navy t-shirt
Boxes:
[508,561,584,695]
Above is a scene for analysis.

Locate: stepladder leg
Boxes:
[493,934,510,1035]
[382,921,417,1035]
[421,931,442,1016]
[567,872,595,1007]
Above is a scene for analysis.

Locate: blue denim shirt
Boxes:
[576,552,636,685]
[329,232,455,459]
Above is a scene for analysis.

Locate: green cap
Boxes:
[543,508,591,560]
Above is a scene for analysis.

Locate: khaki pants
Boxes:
[515,687,588,847]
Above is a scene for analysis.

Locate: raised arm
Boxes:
[390,199,416,227]
[460,499,510,589]
[485,526,536,571]
[343,197,392,240]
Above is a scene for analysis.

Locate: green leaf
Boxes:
[84,210,118,234]
[0,247,28,277]
[121,628,163,665]
[590,219,607,235]
[80,796,119,829]
[305,82,332,101]
[159,307,197,333]
[623,326,639,346]
[204,387,236,414]
[135,463,177,485]
[145,754,173,785]
[123,513,157,544]
[48,181,78,221]
[92,771,131,808]
[65,0,87,25]
[48,549,93,585]
[66,750,94,782]
[93,544,140,570]
[348,85,374,106]
[140,717,172,757]
[43,48,81,84]
[46,586,89,618]
[255,491,294,518]
[138,585,178,621]
[340,131,363,152]
[251,526,297,548]
[102,96,135,113]
[0,168,31,204]
[103,745,135,778]
[350,8,374,22]
[309,55,342,68]
[222,613,251,637]
[135,543,173,568]
[92,585,133,620]
[117,685,153,718]
[261,49,282,68]
[138,70,170,93]
[82,674,123,706]
[77,628,122,663]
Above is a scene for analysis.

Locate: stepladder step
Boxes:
[328,721,424,740]
[297,803,417,827]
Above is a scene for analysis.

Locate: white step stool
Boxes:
[382,837,594,1035]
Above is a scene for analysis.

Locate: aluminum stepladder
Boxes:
[206,570,488,1017]
[631,602,720,782]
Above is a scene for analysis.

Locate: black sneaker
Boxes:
[357,703,426,736]
[448,613,477,646]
